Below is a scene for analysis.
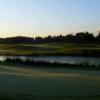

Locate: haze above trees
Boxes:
[0,32,100,44]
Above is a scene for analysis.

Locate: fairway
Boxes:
[0,65,100,100]
[0,43,100,56]
[31,43,100,56]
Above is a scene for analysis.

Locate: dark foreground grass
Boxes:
[0,95,100,100]
[0,62,100,100]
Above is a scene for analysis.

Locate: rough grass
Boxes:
[0,95,100,100]
[0,64,100,100]
[0,43,100,56]
[0,43,100,99]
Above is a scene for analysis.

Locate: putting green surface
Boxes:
[0,65,100,100]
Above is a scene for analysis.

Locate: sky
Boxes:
[0,0,100,37]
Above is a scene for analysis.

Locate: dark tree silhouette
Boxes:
[0,32,99,44]
[75,32,94,43]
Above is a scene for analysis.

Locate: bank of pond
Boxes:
[0,57,100,70]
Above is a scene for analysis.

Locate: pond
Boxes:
[0,56,100,65]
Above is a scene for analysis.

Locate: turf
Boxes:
[0,43,100,56]
[0,65,100,100]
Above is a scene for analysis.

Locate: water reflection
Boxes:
[0,56,100,65]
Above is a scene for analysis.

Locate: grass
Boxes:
[0,64,100,100]
[0,43,100,56]
[0,43,100,99]
[0,95,100,100]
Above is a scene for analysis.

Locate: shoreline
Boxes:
[0,57,100,71]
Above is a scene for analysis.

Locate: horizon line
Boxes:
[0,31,99,38]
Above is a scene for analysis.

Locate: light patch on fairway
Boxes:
[0,65,100,81]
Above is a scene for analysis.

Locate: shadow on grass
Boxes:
[0,94,100,100]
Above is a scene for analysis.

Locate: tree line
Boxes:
[0,32,100,44]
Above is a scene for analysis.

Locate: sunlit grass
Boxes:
[0,43,99,56]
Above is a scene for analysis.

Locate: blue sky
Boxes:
[0,0,100,37]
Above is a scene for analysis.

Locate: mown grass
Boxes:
[0,95,100,100]
[0,43,100,56]
[0,64,100,100]
[0,59,100,100]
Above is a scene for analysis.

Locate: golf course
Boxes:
[0,64,100,100]
[0,0,100,99]
[0,43,100,56]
